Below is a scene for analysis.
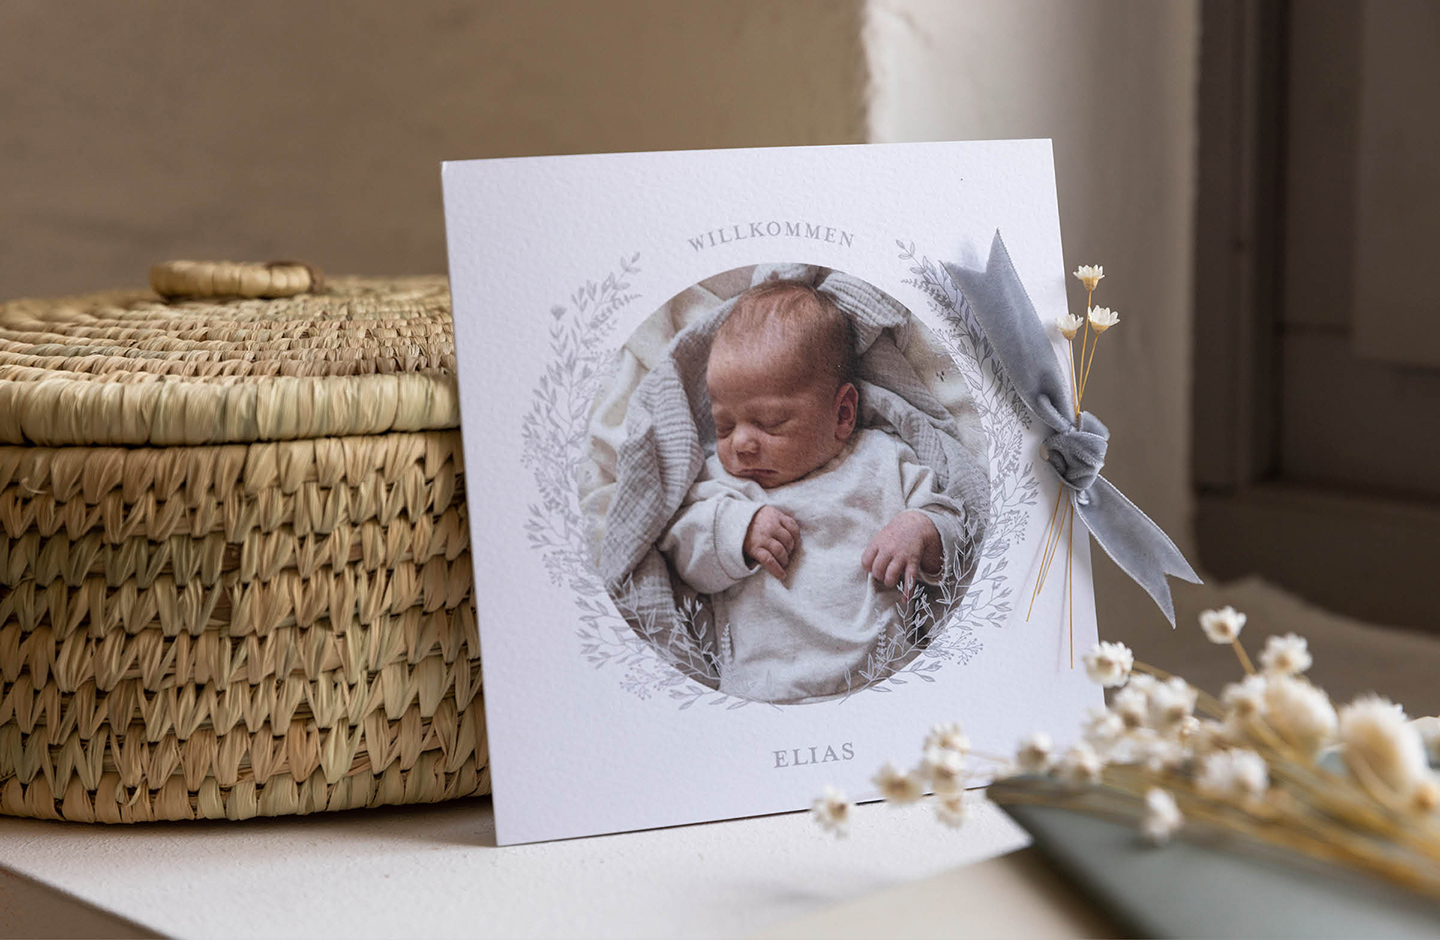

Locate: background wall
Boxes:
[0,0,866,299]
[865,0,1202,645]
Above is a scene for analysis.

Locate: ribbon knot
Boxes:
[1045,411,1109,494]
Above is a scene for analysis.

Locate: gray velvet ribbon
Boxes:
[944,232,1201,625]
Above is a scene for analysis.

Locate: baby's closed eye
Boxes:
[751,409,792,431]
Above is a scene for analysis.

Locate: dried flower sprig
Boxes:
[873,763,925,805]
[1032,264,1124,665]
[818,611,1440,901]
[812,785,851,836]
[829,613,1440,898]
[818,722,1016,830]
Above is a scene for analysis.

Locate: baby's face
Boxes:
[707,335,855,488]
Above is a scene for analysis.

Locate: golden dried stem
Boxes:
[1233,638,1257,675]
[1066,330,1080,406]
[1075,288,1093,414]
[1029,496,1071,619]
[1065,496,1075,669]
[1080,331,1101,399]
[1132,661,1226,717]
[1026,492,1067,621]
[1039,501,1072,599]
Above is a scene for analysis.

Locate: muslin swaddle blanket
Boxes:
[587,264,989,694]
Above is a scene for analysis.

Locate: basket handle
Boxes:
[150,260,325,300]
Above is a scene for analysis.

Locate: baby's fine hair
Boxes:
[715,280,857,388]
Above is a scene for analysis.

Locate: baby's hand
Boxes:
[744,506,800,580]
[862,510,942,596]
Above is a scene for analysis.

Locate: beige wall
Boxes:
[0,0,866,299]
[864,0,1201,639]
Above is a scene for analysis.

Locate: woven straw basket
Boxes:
[0,262,487,822]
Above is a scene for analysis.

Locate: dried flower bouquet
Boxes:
[816,609,1440,901]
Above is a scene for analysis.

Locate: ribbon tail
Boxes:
[1075,477,1203,627]
[943,232,1074,433]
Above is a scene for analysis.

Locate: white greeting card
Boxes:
[442,140,1101,845]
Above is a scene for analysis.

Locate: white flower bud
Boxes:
[1141,787,1183,845]
[1199,606,1247,644]
[1083,641,1134,688]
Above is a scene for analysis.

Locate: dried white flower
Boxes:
[1199,606,1247,644]
[1056,313,1083,340]
[1263,675,1337,758]
[1146,738,1188,773]
[1113,686,1149,730]
[921,746,967,795]
[1222,674,1268,721]
[1083,641,1134,688]
[1015,731,1055,774]
[1073,264,1105,292]
[1148,677,1199,731]
[1087,306,1120,332]
[1197,748,1269,802]
[1339,695,1431,799]
[1083,707,1126,750]
[935,793,967,829]
[924,722,971,756]
[1187,719,1232,755]
[1116,728,1187,772]
[812,786,850,836]
[1058,742,1105,786]
[1141,787,1183,845]
[1259,633,1312,676]
[1126,673,1159,695]
[873,762,923,805]
[1411,716,1440,763]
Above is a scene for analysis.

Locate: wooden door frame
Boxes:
[1192,0,1438,631]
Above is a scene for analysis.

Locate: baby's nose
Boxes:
[733,427,761,454]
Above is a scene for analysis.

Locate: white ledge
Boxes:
[0,795,1027,939]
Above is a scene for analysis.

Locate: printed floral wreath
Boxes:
[520,247,1037,708]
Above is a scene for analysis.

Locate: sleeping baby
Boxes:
[658,281,964,703]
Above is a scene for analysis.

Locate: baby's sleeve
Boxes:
[658,477,765,594]
[897,442,963,516]
[896,441,966,584]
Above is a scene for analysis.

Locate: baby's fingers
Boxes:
[771,520,797,553]
[883,555,908,589]
[867,548,892,584]
[752,546,787,580]
[762,537,791,570]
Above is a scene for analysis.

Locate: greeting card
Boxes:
[443,140,1122,844]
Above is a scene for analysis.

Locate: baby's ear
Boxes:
[834,383,859,440]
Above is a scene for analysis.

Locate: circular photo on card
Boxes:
[578,263,990,705]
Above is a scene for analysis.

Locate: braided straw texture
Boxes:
[0,276,487,822]
[150,260,325,301]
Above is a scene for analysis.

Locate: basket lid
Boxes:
[0,269,458,446]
